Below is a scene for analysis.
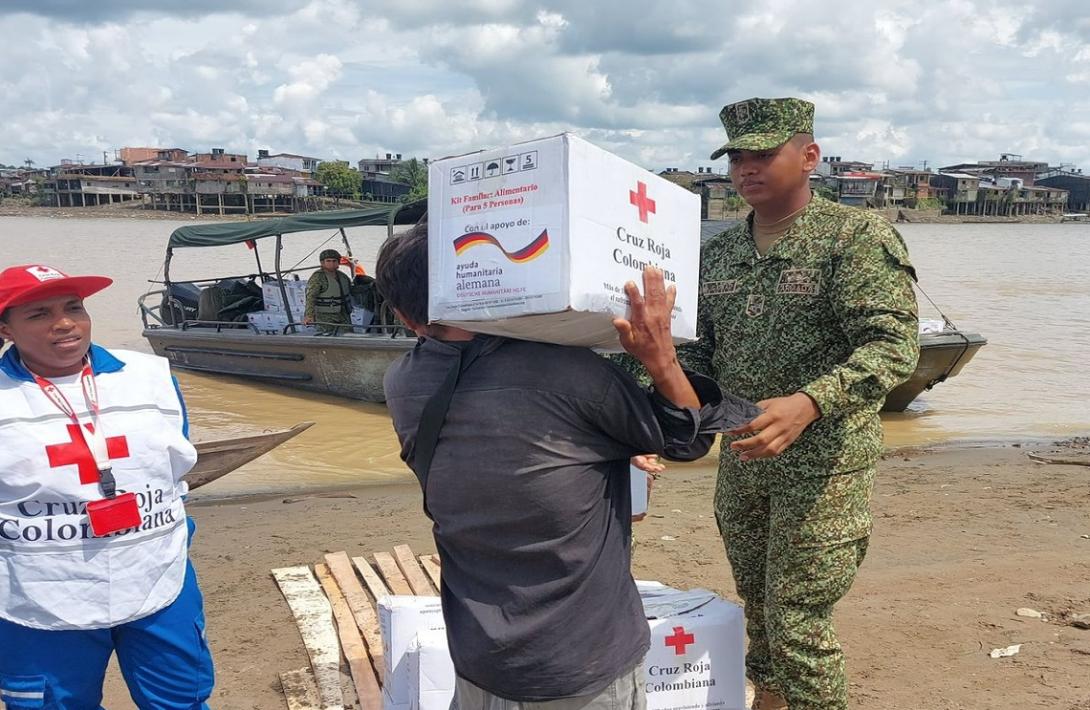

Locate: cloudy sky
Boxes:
[2,0,1088,172]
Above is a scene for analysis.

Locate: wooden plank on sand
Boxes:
[271,566,345,710]
[393,544,436,596]
[418,554,442,591]
[352,556,391,601]
[373,551,413,595]
[323,553,385,680]
[315,563,383,710]
[279,667,321,710]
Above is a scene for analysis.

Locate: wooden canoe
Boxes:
[184,421,315,490]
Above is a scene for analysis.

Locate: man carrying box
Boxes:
[377,223,758,709]
[686,98,920,710]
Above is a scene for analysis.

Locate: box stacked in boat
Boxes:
[251,278,373,334]
[261,279,308,315]
[427,133,700,351]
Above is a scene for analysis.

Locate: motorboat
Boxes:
[883,320,986,411]
[139,202,424,402]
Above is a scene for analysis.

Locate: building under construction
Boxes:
[43,147,323,214]
[43,162,143,207]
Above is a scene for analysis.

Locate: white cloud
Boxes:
[0,0,1086,172]
[273,54,344,107]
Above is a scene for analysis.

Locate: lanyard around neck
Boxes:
[30,360,118,495]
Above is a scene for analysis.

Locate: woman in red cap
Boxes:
[0,265,214,709]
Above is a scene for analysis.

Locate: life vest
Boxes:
[340,256,366,278]
[0,346,197,630]
[313,270,351,316]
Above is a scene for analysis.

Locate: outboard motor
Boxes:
[160,282,201,325]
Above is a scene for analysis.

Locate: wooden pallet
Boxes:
[273,545,442,710]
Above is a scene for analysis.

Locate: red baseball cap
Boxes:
[0,265,112,316]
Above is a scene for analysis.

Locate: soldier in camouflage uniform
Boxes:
[304,248,353,335]
[684,98,920,710]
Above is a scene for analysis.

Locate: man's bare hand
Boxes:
[613,267,700,409]
[630,454,665,474]
[728,392,820,462]
[613,266,679,379]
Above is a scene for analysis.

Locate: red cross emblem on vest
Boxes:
[664,625,695,655]
[629,181,656,223]
[46,423,130,485]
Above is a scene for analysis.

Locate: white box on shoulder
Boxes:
[379,596,447,710]
[427,133,700,351]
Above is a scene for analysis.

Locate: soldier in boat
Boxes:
[303,249,353,335]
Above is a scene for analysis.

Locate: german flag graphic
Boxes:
[452,229,550,263]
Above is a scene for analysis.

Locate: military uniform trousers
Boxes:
[715,458,875,710]
[313,311,351,335]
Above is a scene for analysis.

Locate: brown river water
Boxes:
[2,215,1088,496]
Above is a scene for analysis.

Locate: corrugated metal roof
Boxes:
[701,219,741,242]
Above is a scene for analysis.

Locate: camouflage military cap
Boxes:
[709,97,815,159]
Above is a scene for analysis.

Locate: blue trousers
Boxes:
[0,543,213,709]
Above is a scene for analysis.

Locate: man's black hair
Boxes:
[374,220,428,327]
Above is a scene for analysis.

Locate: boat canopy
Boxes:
[166,199,426,248]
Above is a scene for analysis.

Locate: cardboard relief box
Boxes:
[379,587,745,710]
[427,133,701,351]
[406,629,456,710]
[379,596,448,710]
[641,590,747,710]
[261,279,307,315]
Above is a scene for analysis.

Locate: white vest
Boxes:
[0,349,198,630]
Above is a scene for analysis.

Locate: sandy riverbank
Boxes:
[96,440,1090,709]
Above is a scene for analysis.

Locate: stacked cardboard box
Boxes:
[380,586,745,710]
[405,630,455,710]
[640,589,746,709]
[261,279,308,315]
[378,596,447,710]
[245,311,316,335]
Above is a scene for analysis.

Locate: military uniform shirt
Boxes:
[681,194,920,475]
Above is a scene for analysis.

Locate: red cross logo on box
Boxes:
[664,625,695,655]
[629,181,656,223]
[46,423,130,484]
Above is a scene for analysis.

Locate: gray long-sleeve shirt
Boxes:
[384,335,757,701]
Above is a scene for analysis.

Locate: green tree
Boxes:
[316,161,360,201]
[389,157,428,200]
[724,195,747,212]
